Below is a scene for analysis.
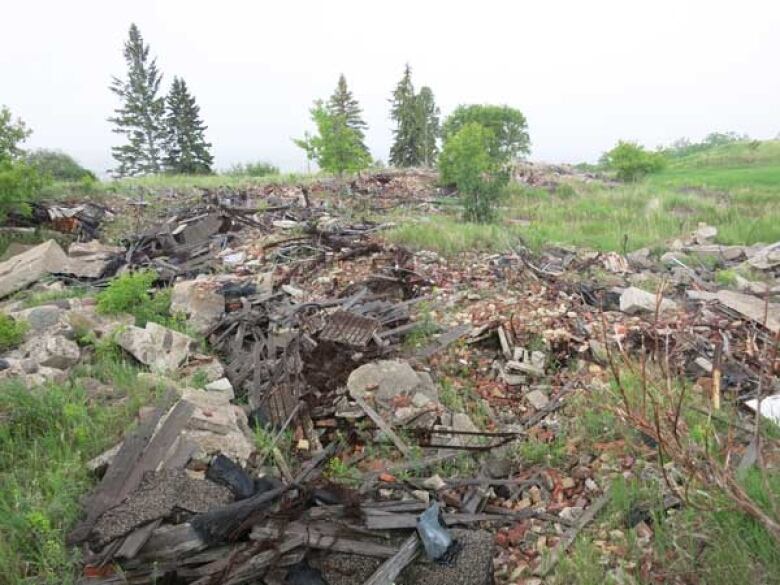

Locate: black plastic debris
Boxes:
[417,502,457,562]
[206,453,255,500]
[285,559,329,585]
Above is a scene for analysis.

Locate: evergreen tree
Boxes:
[416,86,440,166]
[108,23,166,177]
[163,77,213,174]
[388,64,421,167]
[327,74,369,155]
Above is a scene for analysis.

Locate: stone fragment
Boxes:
[747,241,780,270]
[693,223,717,244]
[205,377,234,398]
[0,240,68,298]
[116,322,198,373]
[525,389,549,410]
[22,334,80,369]
[347,359,424,404]
[619,286,677,314]
[422,474,446,491]
[171,280,225,334]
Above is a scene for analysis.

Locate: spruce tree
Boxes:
[108,23,166,177]
[416,86,440,166]
[327,74,369,155]
[388,64,420,167]
[163,77,213,174]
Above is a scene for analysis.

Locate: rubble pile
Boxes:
[0,169,778,585]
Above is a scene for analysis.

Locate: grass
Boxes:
[0,314,28,351]
[0,340,166,584]
[388,140,780,256]
[18,286,91,308]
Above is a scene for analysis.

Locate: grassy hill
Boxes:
[390,140,780,255]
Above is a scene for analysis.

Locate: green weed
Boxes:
[0,314,28,351]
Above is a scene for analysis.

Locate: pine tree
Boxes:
[108,23,166,177]
[388,64,420,167]
[163,77,213,174]
[416,86,440,166]
[327,74,369,155]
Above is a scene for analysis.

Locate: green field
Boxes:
[388,140,780,255]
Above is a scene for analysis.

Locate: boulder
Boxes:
[22,334,80,369]
[171,280,225,335]
[347,359,427,405]
[0,240,68,298]
[116,322,198,373]
[619,286,677,315]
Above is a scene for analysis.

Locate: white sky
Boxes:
[2,0,779,174]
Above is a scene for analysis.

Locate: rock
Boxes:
[693,223,717,244]
[347,359,427,405]
[525,389,549,410]
[68,240,123,257]
[505,360,544,377]
[281,284,304,299]
[747,241,780,270]
[619,286,677,315]
[626,248,652,269]
[411,490,430,504]
[0,240,68,298]
[66,306,134,340]
[171,280,225,335]
[22,334,80,369]
[205,377,234,398]
[116,322,198,373]
[560,506,584,522]
[25,306,67,332]
[585,478,599,492]
[530,351,546,371]
[422,474,446,491]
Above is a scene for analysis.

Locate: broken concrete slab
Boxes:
[689,289,780,333]
[21,334,80,369]
[525,389,550,410]
[619,286,677,315]
[116,322,198,373]
[171,279,225,335]
[348,360,427,405]
[747,241,780,270]
[0,240,68,298]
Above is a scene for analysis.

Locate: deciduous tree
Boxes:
[294,101,371,176]
[442,104,530,163]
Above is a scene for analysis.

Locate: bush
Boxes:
[225,160,279,177]
[0,314,28,351]
[96,270,171,327]
[0,158,45,221]
[601,140,666,181]
[25,149,96,182]
[439,122,508,222]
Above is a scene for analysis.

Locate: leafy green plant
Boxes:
[96,270,171,327]
[294,101,371,176]
[0,158,46,221]
[439,122,508,222]
[0,314,28,351]
[601,140,666,181]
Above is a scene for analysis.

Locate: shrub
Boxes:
[439,122,508,222]
[0,158,46,221]
[0,314,28,351]
[225,160,279,177]
[25,149,96,182]
[96,270,170,327]
[601,140,666,181]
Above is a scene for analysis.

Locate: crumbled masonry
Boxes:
[0,172,778,584]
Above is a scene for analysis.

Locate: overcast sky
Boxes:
[2,0,779,174]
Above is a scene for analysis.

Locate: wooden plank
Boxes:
[66,393,176,545]
[353,395,411,458]
[251,522,398,558]
[365,512,509,530]
[363,534,419,585]
[415,323,473,359]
